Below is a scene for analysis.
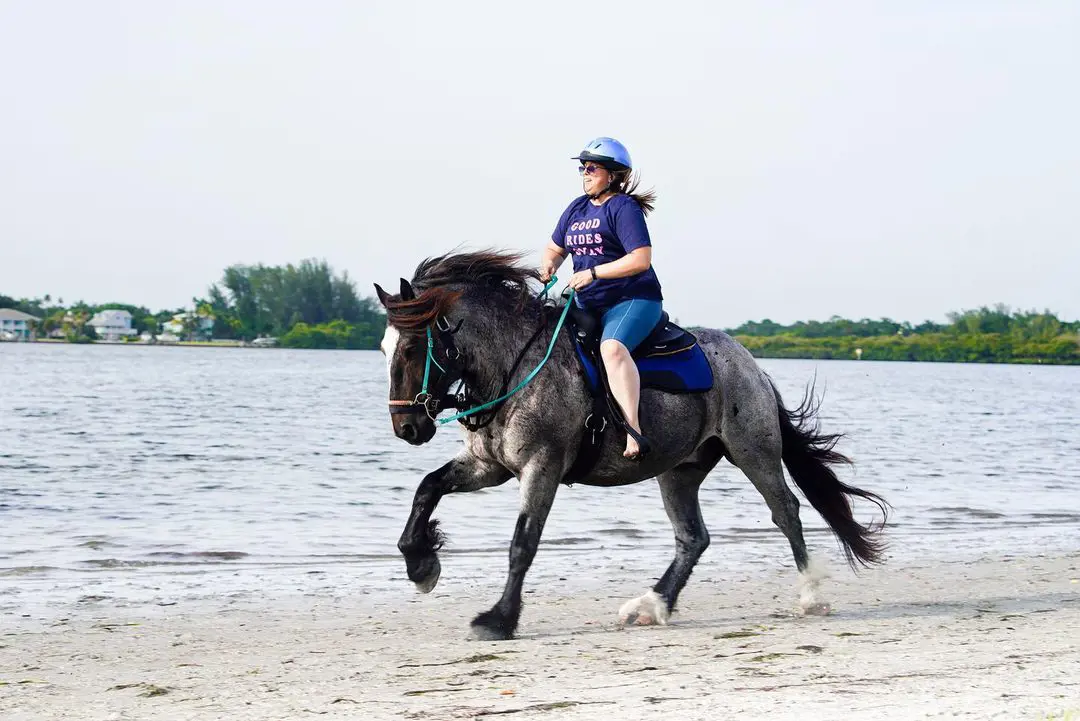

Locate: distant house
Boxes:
[161,312,215,341]
[89,309,137,341]
[161,316,183,336]
[0,308,40,340]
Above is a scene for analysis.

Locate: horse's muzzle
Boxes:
[394,415,436,445]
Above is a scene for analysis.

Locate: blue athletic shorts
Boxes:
[600,299,664,352]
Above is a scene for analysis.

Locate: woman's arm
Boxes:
[540,241,567,282]
[594,247,651,280]
[567,247,651,290]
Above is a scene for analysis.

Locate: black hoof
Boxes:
[404,554,441,594]
[470,608,516,641]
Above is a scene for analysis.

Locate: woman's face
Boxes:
[579,162,612,195]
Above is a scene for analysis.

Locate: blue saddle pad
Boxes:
[574,341,714,394]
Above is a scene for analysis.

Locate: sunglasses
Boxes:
[578,164,606,176]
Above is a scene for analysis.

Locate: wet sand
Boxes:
[2,553,1079,721]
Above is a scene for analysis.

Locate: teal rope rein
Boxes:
[435,277,574,425]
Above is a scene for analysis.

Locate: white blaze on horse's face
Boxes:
[380,324,401,397]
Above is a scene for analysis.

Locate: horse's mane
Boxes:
[384,250,543,334]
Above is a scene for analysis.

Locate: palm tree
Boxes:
[63,310,93,342]
[181,312,199,342]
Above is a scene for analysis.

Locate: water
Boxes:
[2,343,1079,621]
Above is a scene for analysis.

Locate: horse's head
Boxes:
[375,277,460,445]
[375,250,543,444]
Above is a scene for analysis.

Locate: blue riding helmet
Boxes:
[572,137,632,172]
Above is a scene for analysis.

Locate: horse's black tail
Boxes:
[771,379,889,569]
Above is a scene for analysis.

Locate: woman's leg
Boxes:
[600,299,663,458]
[600,339,643,457]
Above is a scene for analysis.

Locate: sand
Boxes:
[2,552,1079,721]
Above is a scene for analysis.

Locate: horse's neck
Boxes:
[456,301,543,394]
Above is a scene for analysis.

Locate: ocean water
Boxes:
[2,343,1079,621]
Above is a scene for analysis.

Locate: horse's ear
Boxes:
[399,278,416,301]
[374,283,391,307]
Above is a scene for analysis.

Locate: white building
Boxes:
[0,308,40,340]
[162,312,215,341]
[88,309,137,341]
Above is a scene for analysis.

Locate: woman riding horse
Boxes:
[376,249,888,641]
[540,137,662,460]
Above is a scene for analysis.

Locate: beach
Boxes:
[4,348,1079,720]
[3,552,1078,721]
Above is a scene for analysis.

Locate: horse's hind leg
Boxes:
[725,429,829,614]
[619,439,723,626]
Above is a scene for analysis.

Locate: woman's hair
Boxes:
[610,169,657,216]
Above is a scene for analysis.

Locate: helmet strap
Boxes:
[587,174,617,200]
[587,184,610,200]
[583,162,626,200]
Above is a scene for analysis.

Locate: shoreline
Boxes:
[5,339,262,349]
[3,553,1078,720]
[5,339,1080,366]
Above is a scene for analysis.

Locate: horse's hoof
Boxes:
[618,590,669,626]
[407,556,441,594]
[801,601,832,616]
[469,624,510,642]
[470,609,515,641]
[797,557,830,615]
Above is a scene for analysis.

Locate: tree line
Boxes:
[203,260,384,348]
[726,305,1079,340]
[1,259,387,349]
[5,281,1078,363]
[725,305,1080,365]
[0,294,175,343]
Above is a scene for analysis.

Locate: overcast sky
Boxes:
[2,1,1077,327]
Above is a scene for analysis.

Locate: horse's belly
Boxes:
[567,456,681,487]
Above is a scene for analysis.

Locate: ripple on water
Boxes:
[928,506,1007,520]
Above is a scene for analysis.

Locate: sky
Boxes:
[1,1,1077,328]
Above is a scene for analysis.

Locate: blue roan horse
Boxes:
[375,251,888,641]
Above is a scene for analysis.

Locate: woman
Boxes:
[539,137,663,460]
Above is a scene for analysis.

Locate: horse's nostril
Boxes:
[401,422,417,441]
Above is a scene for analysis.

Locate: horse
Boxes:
[374,250,888,641]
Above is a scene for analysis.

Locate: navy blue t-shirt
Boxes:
[551,194,663,311]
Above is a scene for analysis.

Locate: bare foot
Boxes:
[623,436,641,459]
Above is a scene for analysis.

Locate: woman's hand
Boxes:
[539,241,567,283]
[539,259,559,283]
[567,269,595,291]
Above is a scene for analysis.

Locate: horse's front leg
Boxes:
[398,452,512,593]
[470,456,562,641]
